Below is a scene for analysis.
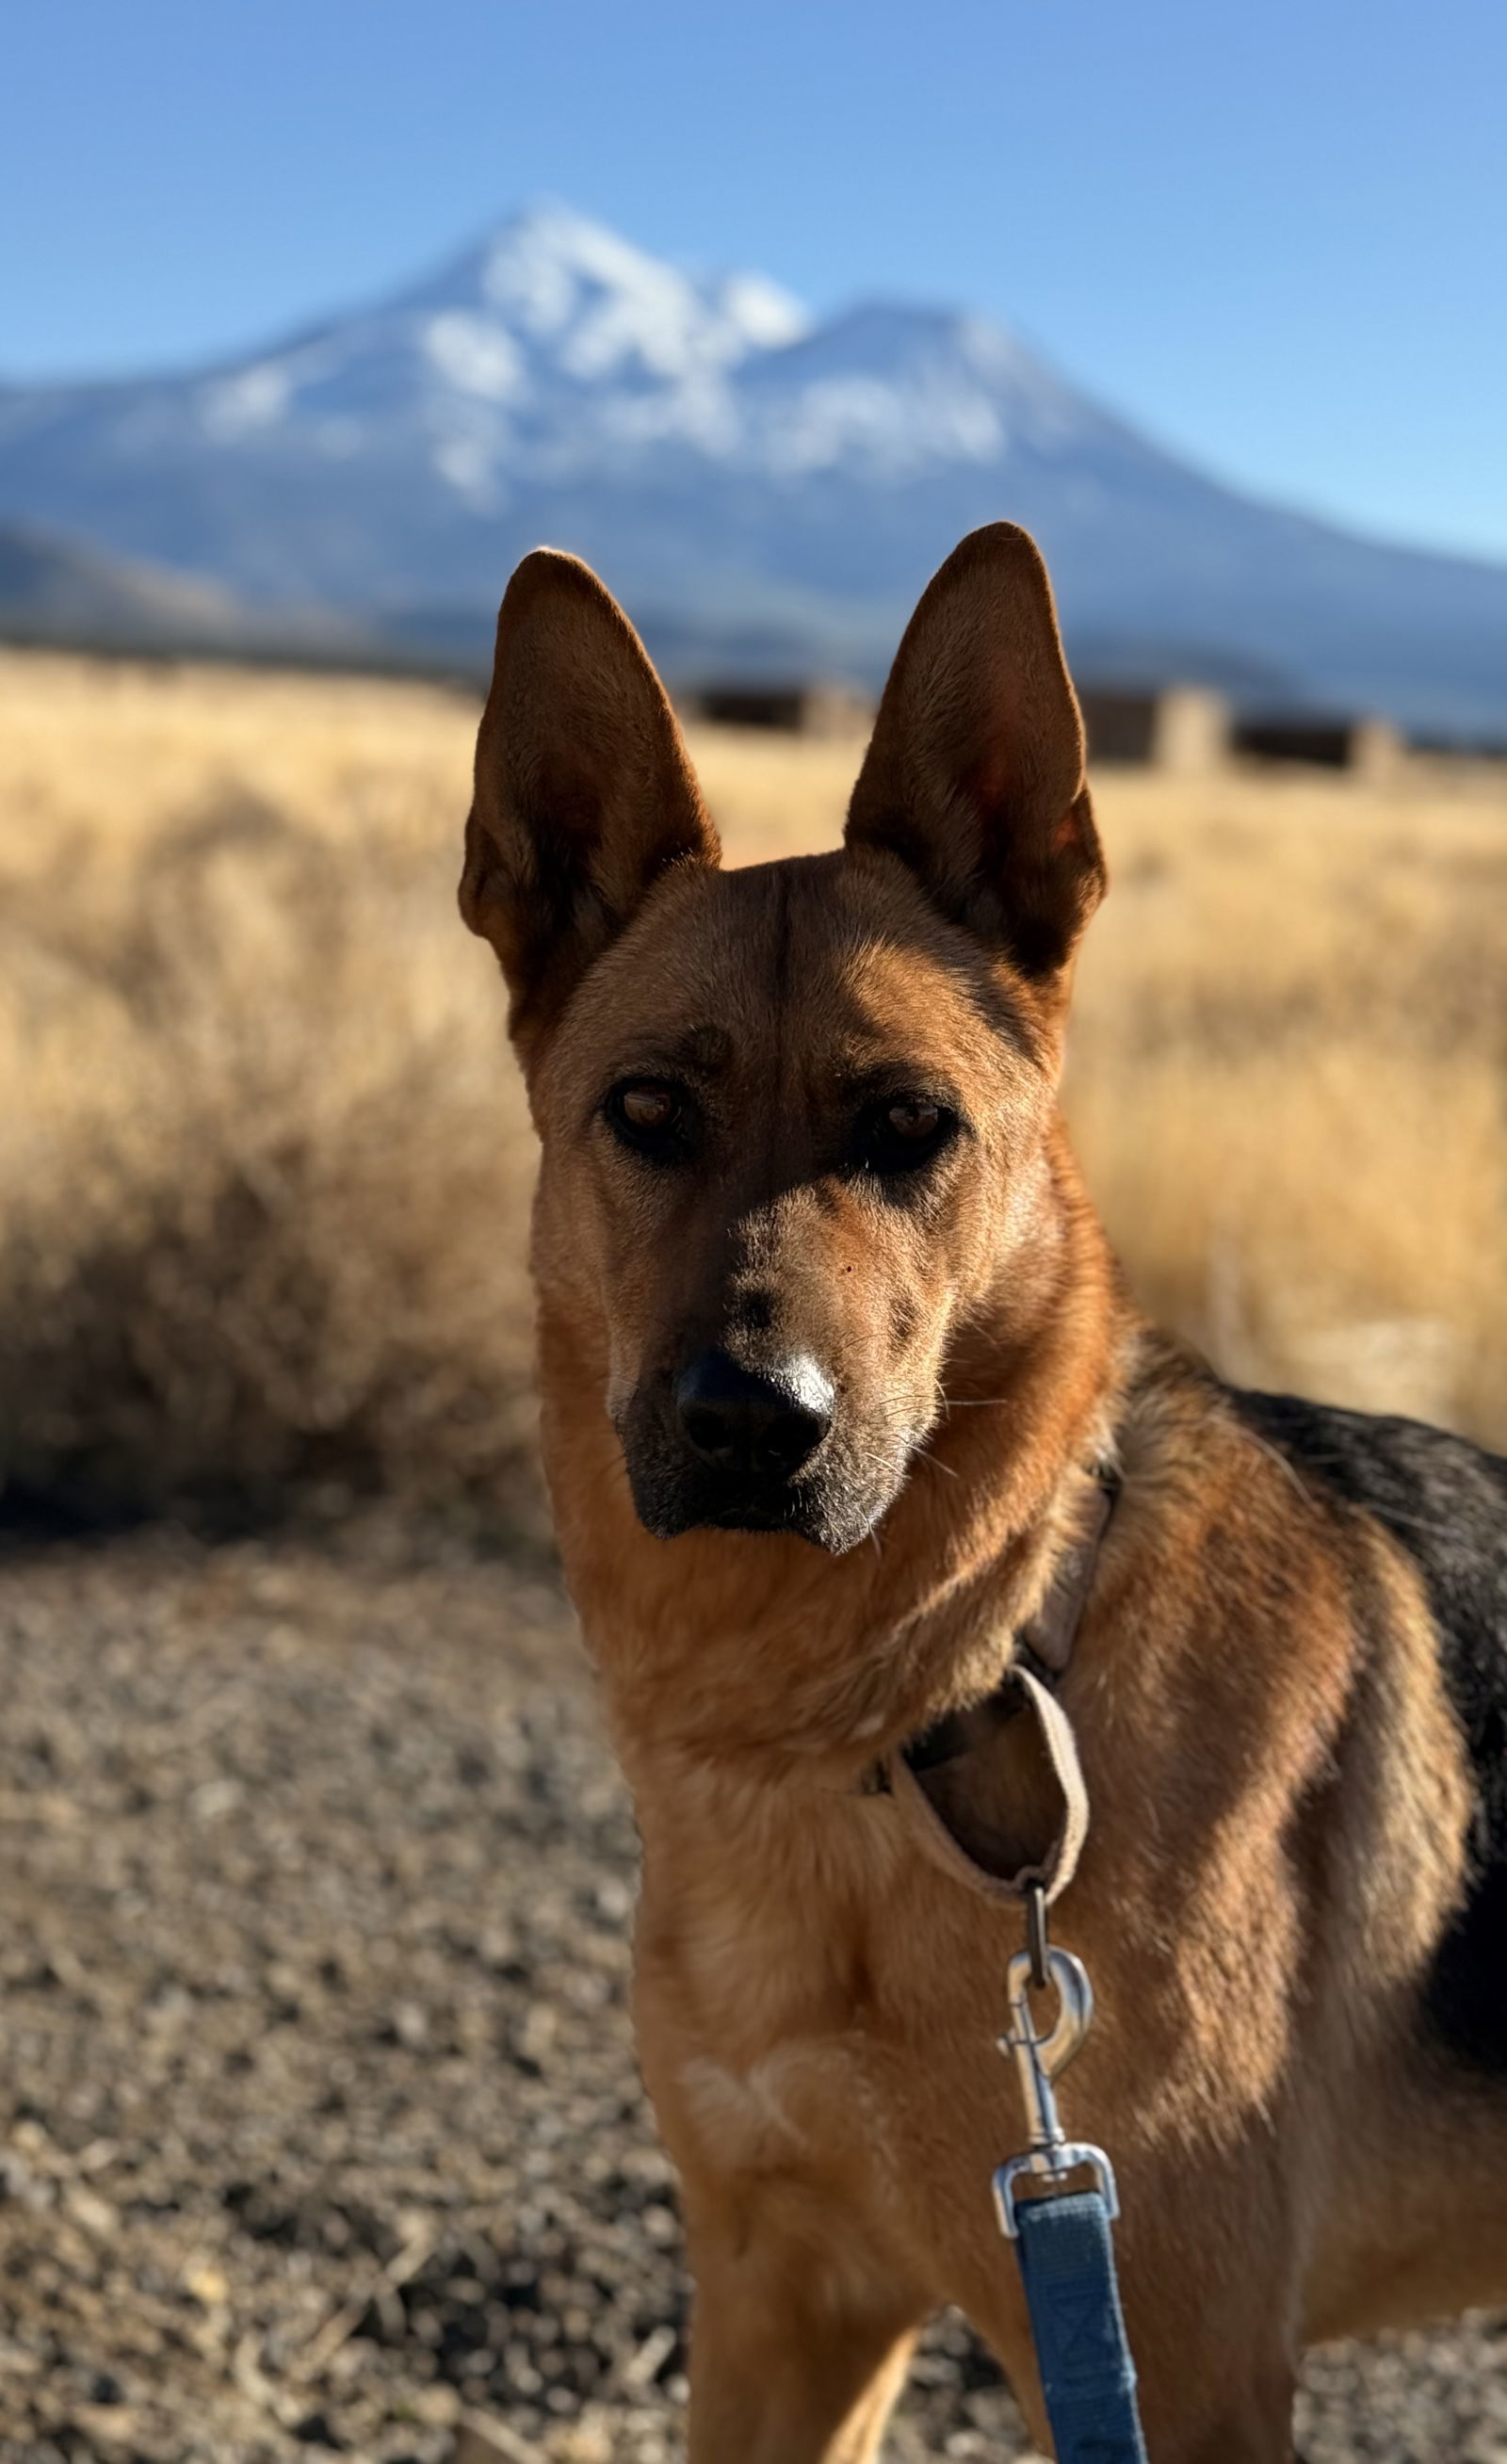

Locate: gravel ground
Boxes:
[0,1527,1502,2462]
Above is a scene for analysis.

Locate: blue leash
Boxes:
[1012,2190,1147,2461]
[993,1934,1150,2463]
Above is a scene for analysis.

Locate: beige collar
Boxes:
[868,1466,1119,1909]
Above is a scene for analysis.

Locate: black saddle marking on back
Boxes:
[1233,1387,1507,2077]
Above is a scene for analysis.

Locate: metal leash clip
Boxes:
[993,1897,1120,2240]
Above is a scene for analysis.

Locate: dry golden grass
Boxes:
[0,656,535,1528]
[2,646,1504,1528]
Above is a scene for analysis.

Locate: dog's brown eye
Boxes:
[605,1078,695,1159]
[857,1095,958,1176]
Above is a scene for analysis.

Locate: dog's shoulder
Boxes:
[1230,1388,1507,1650]
[1231,1386,1507,2075]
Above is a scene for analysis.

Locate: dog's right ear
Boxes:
[460,550,721,1047]
[845,524,1104,979]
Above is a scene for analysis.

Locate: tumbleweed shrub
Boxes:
[0,656,539,1531]
[0,650,1503,1529]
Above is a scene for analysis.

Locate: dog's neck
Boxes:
[539,1122,1131,1780]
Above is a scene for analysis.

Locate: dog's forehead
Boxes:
[567,851,1029,1086]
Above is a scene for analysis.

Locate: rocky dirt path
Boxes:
[0,1531,1501,2462]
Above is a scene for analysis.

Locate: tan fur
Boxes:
[461,527,1507,2458]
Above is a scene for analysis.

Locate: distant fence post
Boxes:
[1078,685,1231,773]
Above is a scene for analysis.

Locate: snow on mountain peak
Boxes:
[423,316,525,404]
[457,202,811,384]
[188,204,814,464]
[715,272,813,352]
[200,361,295,439]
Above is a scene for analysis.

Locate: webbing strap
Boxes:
[1013,2190,1149,2463]
[884,1664,1091,1905]
[873,1465,1116,1906]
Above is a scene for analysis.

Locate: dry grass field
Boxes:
[2,645,1504,1529]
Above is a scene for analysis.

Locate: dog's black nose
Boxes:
[674,1351,834,1481]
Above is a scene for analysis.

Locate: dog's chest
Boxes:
[630,1787,1013,2238]
[638,1881,915,2236]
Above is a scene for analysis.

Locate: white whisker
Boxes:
[914,1445,959,1480]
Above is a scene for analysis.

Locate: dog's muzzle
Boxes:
[618,1349,891,1550]
[674,1349,833,1483]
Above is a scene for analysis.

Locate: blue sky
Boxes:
[5,0,1505,559]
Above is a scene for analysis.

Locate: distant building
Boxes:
[681,673,1420,786]
[679,680,876,740]
[1077,685,1230,774]
[1230,712,1403,783]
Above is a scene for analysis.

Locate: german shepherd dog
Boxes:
[459,525,1507,2461]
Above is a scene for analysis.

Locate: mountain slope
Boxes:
[0,516,306,655]
[0,518,385,664]
[2,204,1504,735]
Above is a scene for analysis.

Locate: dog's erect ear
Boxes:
[460,550,721,1042]
[844,524,1105,976]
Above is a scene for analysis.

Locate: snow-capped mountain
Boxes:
[2,203,1505,737]
[189,205,814,495]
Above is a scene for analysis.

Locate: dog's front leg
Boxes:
[1119,2324,1299,2464]
[681,2193,928,2464]
[1148,2381,1300,2464]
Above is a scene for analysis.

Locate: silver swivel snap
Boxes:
[993,1935,1119,2239]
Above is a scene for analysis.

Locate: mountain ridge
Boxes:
[2,204,1504,737]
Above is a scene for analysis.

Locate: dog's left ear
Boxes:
[845,524,1105,977]
[461,548,721,1046]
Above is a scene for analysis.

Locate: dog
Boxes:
[459,523,1507,2460]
